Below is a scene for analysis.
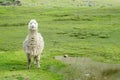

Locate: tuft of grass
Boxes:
[102,68,120,77]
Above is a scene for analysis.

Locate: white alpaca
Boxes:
[23,19,44,69]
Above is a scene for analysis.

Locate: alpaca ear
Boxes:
[28,22,31,29]
[36,22,38,27]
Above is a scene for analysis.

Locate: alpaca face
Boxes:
[28,19,38,31]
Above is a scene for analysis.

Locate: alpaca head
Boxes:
[28,19,38,31]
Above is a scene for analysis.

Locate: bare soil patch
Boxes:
[55,56,120,80]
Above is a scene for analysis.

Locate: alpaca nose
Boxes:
[32,26,34,28]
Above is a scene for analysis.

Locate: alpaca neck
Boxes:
[28,30,37,37]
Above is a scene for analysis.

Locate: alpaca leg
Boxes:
[36,56,40,68]
[34,56,37,65]
[27,54,32,69]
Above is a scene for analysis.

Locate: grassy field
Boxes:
[0,0,120,80]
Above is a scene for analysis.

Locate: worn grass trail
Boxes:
[55,56,120,80]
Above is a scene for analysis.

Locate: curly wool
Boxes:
[23,33,44,56]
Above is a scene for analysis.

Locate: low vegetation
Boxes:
[0,0,120,80]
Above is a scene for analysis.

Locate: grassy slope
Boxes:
[0,0,120,80]
[22,0,120,7]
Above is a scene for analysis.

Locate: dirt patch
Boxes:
[55,56,120,80]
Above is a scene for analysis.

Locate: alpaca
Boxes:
[23,19,44,69]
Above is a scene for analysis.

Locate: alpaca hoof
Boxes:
[28,66,30,69]
[37,65,40,68]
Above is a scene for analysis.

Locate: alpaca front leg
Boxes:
[34,56,37,65]
[36,56,40,68]
[27,54,32,69]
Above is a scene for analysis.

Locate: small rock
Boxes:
[64,55,68,58]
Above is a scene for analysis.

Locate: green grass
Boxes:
[0,0,120,80]
[0,51,65,80]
